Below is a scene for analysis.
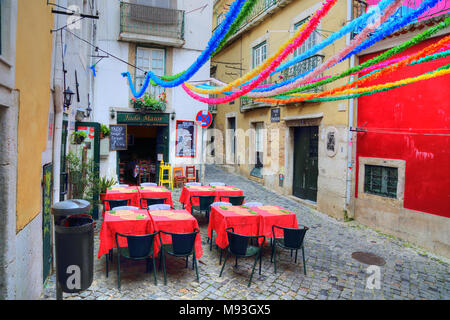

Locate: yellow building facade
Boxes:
[211,0,354,219]
[15,0,54,231]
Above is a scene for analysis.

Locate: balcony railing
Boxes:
[120,2,185,46]
[240,0,278,27]
[280,54,325,93]
[352,0,450,35]
[240,97,273,112]
[213,0,283,34]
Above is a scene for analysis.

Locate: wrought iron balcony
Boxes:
[352,0,450,35]
[240,97,274,112]
[119,2,185,47]
[280,54,325,94]
[213,0,291,35]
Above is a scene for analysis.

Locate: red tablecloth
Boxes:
[103,186,140,210]
[138,186,173,208]
[251,205,299,244]
[179,185,244,212]
[98,209,152,259]
[207,205,260,249]
[207,205,298,249]
[148,209,203,258]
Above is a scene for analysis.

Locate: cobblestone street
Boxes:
[42,165,450,300]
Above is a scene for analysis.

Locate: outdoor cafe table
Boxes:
[103,186,140,210]
[148,209,203,258]
[138,185,174,207]
[98,209,151,259]
[207,205,298,249]
[179,185,244,213]
[98,209,203,260]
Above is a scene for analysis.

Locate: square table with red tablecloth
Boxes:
[207,205,261,249]
[179,185,244,213]
[250,205,299,243]
[103,186,140,209]
[148,209,203,259]
[207,205,298,249]
[138,186,174,208]
[98,209,152,259]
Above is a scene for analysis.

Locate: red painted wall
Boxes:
[356,34,450,218]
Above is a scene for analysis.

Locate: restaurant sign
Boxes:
[117,112,169,126]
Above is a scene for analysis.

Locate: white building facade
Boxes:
[91,0,212,183]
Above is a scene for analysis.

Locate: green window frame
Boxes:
[294,17,317,57]
[135,46,166,97]
[364,165,398,198]
[252,41,267,69]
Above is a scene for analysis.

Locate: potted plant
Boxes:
[72,131,87,144]
[97,176,117,203]
[100,124,110,139]
[130,92,167,113]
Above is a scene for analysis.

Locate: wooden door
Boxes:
[293,126,318,202]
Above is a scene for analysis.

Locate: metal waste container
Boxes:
[51,199,94,299]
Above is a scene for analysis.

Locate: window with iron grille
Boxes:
[364,165,398,198]
[135,47,165,97]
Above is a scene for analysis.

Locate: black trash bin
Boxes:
[51,199,94,298]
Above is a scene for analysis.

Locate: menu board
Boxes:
[109,124,128,151]
[176,120,196,157]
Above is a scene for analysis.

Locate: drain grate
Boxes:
[351,251,386,266]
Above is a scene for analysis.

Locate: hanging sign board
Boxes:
[176,120,196,157]
[271,108,280,122]
[109,124,128,151]
[195,110,213,128]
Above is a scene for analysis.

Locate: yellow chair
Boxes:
[158,161,173,190]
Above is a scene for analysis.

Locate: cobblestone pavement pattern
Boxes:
[42,165,450,300]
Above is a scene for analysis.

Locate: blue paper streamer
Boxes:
[122,0,246,97]
[340,0,443,61]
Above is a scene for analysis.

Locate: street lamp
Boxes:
[63,87,75,110]
[84,105,92,118]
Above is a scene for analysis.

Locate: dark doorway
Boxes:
[118,125,168,185]
[293,126,318,202]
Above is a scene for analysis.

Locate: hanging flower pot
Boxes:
[72,131,87,145]
[100,124,110,139]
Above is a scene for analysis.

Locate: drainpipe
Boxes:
[345,0,355,215]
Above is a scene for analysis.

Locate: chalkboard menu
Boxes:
[109,124,128,151]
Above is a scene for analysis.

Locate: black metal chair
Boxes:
[209,182,226,186]
[271,225,309,275]
[245,202,263,207]
[113,231,159,290]
[219,227,265,287]
[190,195,216,221]
[220,195,245,205]
[148,204,174,211]
[103,199,131,211]
[140,183,157,187]
[112,206,139,210]
[140,197,166,209]
[158,229,200,285]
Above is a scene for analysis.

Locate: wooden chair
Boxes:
[186,166,196,183]
[173,167,186,188]
[138,163,151,185]
[118,162,126,184]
